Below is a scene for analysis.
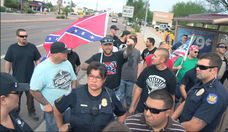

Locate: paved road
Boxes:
[0,12,126,130]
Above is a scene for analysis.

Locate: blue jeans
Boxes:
[44,112,58,132]
[118,80,134,108]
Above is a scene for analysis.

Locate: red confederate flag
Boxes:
[43,12,109,56]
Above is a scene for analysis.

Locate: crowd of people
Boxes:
[1,26,228,132]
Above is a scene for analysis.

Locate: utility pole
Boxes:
[143,0,149,38]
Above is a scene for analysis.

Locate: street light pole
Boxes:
[143,0,149,38]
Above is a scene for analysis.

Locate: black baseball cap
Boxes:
[50,42,71,54]
[100,36,113,45]
[121,30,131,37]
[0,72,29,96]
[129,35,137,43]
[110,25,119,30]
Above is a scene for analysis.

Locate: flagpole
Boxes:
[176,34,196,77]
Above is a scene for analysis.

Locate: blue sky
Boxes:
[75,0,194,13]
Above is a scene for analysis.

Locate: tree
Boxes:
[46,2,53,12]
[4,0,19,10]
[171,1,206,17]
[205,0,228,12]
[63,6,70,18]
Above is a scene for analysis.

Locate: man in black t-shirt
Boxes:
[67,49,81,75]
[129,48,176,114]
[81,35,135,91]
[141,37,157,61]
[4,29,41,121]
[110,25,119,41]
[113,30,131,50]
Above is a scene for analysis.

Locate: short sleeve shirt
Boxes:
[85,51,126,89]
[141,48,157,60]
[67,51,81,73]
[30,59,76,110]
[4,43,41,82]
[136,65,177,113]
[180,79,228,131]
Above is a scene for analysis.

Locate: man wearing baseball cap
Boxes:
[0,72,32,131]
[113,30,131,50]
[81,35,134,94]
[29,41,77,131]
[173,45,199,100]
[110,25,119,41]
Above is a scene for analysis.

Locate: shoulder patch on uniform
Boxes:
[207,93,218,104]
[64,89,72,96]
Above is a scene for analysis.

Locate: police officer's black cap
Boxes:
[0,72,29,96]
[100,36,113,45]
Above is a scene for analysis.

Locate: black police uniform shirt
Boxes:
[180,79,228,132]
[55,84,126,132]
[180,67,198,93]
[85,51,126,89]
[136,65,176,113]
[0,111,33,132]
[141,47,157,60]
[4,43,41,83]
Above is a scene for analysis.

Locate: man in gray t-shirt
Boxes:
[117,35,141,109]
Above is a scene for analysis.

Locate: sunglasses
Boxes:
[194,51,199,54]
[196,64,217,70]
[218,46,227,49]
[18,35,28,38]
[143,103,169,114]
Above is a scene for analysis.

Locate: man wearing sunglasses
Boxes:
[4,28,41,121]
[172,52,228,131]
[0,72,32,131]
[216,43,227,81]
[124,89,185,132]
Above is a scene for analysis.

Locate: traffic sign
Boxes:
[122,6,134,18]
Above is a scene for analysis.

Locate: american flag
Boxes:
[43,12,109,56]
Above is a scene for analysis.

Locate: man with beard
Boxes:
[81,35,134,93]
[141,37,157,61]
[4,28,41,121]
[172,52,228,131]
[113,30,131,50]
[124,89,185,132]
[129,48,176,114]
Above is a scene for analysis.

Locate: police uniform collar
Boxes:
[86,84,103,100]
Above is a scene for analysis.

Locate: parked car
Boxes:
[127,21,133,26]
[154,24,171,31]
[111,17,118,23]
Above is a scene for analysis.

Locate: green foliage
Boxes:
[26,8,35,13]
[171,1,206,17]
[63,6,70,18]
[56,15,65,19]
[132,24,140,32]
[4,0,19,9]
[205,0,228,12]
[118,13,122,17]
[46,2,54,12]
[0,6,6,12]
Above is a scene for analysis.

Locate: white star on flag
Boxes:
[90,36,94,39]
[49,37,51,40]
[81,32,85,35]
[74,29,78,32]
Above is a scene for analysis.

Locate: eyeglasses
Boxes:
[18,35,28,38]
[88,75,102,81]
[194,51,199,54]
[218,46,227,49]
[9,91,20,95]
[196,64,217,70]
[143,103,169,114]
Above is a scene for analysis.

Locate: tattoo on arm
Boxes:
[30,90,49,105]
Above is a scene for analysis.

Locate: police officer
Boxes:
[172,52,228,131]
[0,72,33,131]
[53,62,126,132]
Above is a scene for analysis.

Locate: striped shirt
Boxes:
[124,113,185,132]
